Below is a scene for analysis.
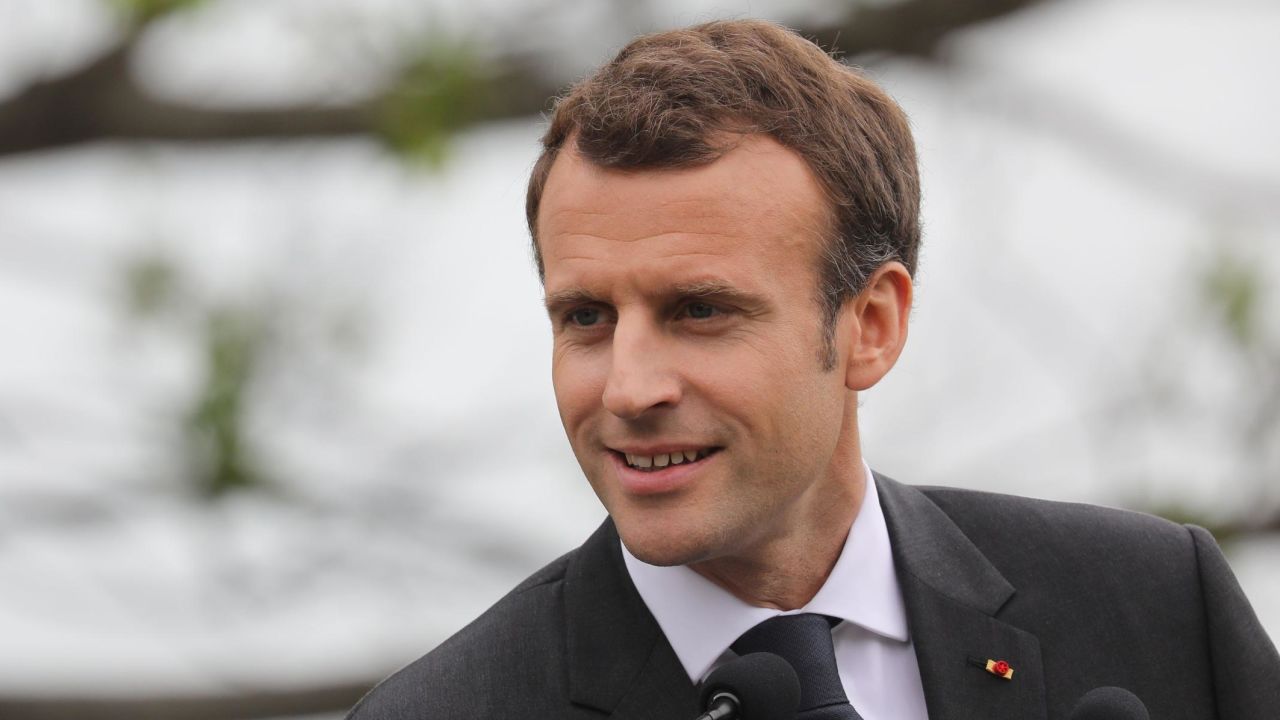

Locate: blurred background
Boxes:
[0,0,1277,717]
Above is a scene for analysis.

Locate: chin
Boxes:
[614,513,721,567]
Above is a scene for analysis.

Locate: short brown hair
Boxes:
[526,19,920,366]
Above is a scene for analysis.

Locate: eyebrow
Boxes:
[543,288,601,314]
[543,280,766,314]
[669,280,765,306]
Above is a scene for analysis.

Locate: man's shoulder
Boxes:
[893,480,1279,711]
[346,549,582,720]
[906,482,1205,598]
[914,482,1194,549]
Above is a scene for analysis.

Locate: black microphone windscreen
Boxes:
[1069,687,1150,720]
[698,652,800,720]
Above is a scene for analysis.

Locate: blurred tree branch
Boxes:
[0,0,1044,158]
[0,39,373,155]
[808,0,1041,58]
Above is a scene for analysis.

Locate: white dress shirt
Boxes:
[622,462,930,720]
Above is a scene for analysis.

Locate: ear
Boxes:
[840,261,912,391]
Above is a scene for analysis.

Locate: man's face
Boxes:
[538,135,861,567]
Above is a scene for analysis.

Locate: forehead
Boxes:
[537,135,830,292]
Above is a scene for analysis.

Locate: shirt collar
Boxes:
[621,462,910,682]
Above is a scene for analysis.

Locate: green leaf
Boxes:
[123,254,179,318]
[111,0,205,26]
[1202,252,1261,348]
[376,38,490,166]
[187,308,268,498]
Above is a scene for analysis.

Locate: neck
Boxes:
[689,451,866,610]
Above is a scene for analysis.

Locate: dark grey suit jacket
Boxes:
[347,475,1280,719]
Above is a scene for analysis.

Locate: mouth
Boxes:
[605,445,723,495]
[612,447,721,472]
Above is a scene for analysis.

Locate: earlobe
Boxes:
[843,262,912,391]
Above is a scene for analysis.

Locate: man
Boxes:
[348,19,1279,719]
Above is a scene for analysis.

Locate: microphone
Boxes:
[694,652,800,720]
[1069,687,1150,720]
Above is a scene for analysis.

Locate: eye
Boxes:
[568,307,602,327]
[683,301,719,320]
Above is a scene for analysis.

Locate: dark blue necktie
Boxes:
[731,614,864,720]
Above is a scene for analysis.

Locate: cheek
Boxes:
[551,346,607,431]
[716,342,842,452]
[699,333,817,404]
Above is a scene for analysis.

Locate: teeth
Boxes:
[622,448,714,470]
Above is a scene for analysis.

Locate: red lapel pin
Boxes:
[985,659,1014,680]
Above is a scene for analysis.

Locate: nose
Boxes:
[601,316,681,420]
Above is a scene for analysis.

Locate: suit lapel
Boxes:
[562,519,700,719]
[877,474,1047,720]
